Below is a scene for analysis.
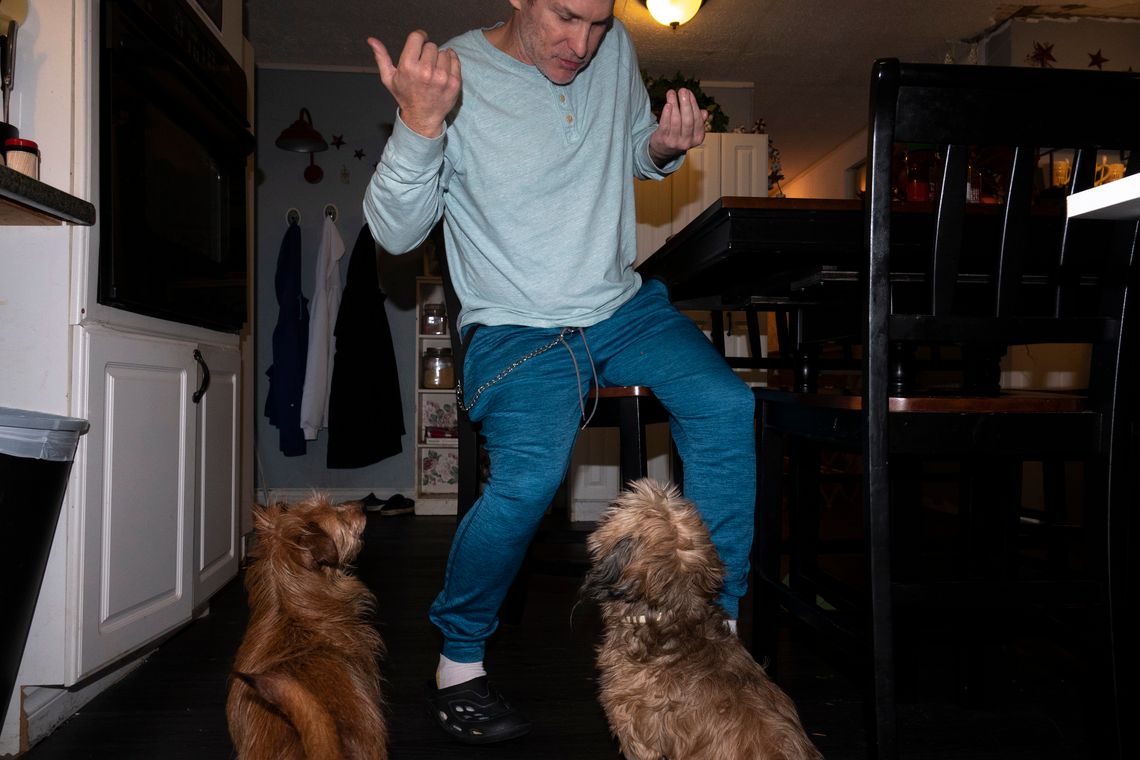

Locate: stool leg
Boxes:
[753,409,785,670]
[617,396,649,486]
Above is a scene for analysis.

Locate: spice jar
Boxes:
[421,303,447,335]
[4,138,40,180]
[422,347,455,389]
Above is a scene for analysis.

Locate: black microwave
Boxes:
[98,0,254,333]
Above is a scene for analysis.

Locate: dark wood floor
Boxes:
[20,510,1098,759]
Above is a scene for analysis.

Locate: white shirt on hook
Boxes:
[300,213,346,440]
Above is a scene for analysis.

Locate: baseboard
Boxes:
[5,659,146,756]
[262,488,456,516]
[261,487,404,505]
[569,499,609,523]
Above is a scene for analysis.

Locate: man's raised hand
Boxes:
[648,87,707,168]
[368,31,461,139]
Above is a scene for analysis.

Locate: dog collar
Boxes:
[620,612,662,625]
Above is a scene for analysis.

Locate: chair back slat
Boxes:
[994,146,1035,317]
[930,144,967,315]
[865,58,1140,402]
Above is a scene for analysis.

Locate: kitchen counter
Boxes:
[0,164,95,226]
[1067,173,1140,221]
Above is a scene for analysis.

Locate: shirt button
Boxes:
[566,114,574,124]
[559,94,566,103]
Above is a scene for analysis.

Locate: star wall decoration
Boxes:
[354,148,366,160]
[1088,49,1109,70]
[330,134,346,149]
[1027,41,1056,68]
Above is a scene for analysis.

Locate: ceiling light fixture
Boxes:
[643,0,706,29]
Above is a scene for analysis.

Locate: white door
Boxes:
[74,327,196,680]
[721,133,768,197]
[192,343,241,603]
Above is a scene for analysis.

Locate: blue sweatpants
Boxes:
[429,278,756,662]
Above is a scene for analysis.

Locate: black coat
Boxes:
[326,225,405,468]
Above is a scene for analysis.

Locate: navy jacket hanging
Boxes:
[326,224,405,468]
[264,221,309,456]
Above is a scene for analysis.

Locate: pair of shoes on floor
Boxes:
[427,676,532,744]
[359,492,415,516]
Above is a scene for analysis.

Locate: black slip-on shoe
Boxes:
[379,493,414,516]
[427,676,532,744]
[359,492,386,513]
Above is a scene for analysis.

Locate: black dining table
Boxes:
[635,196,867,310]
[632,194,1070,387]
[634,194,1064,311]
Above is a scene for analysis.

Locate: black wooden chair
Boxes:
[753,59,1139,758]
[433,233,676,622]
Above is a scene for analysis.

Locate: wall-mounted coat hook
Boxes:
[286,207,300,225]
[324,204,338,222]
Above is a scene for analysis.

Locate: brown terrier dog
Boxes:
[226,495,386,760]
[582,479,822,760]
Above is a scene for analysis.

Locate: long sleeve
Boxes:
[362,112,449,255]
[627,41,683,181]
[299,216,346,440]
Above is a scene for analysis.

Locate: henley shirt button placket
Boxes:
[557,90,578,140]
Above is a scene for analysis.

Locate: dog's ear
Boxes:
[297,522,340,569]
[583,536,637,602]
[252,502,284,534]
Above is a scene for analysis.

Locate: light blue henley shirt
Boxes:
[363,18,680,331]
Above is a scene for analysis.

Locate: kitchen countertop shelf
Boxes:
[1067,173,1140,221]
[0,164,96,226]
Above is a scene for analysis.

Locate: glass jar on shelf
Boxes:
[421,303,447,335]
[421,347,455,389]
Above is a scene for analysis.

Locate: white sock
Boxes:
[727,619,738,635]
[436,654,487,689]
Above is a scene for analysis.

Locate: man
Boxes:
[364,0,755,744]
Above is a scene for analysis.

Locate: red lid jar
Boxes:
[4,138,40,180]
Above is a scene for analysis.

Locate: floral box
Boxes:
[421,395,458,443]
[420,446,459,494]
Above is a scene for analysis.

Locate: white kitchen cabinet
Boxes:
[73,327,240,678]
[193,343,241,604]
[0,2,252,753]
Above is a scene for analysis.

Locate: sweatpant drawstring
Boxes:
[556,327,600,429]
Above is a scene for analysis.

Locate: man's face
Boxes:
[510,0,615,85]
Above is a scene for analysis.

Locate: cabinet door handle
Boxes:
[192,349,211,404]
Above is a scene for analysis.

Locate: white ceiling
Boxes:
[245,0,1140,182]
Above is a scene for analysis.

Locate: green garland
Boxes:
[642,70,729,133]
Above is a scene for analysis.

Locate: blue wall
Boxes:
[254,67,421,494]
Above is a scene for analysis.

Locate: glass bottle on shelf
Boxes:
[966,148,982,204]
[904,143,936,202]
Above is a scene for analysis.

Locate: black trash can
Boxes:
[0,408,89,727]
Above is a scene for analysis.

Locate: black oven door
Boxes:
[99,0,254,333]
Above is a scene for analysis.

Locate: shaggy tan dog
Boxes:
[226,495,386,760]
[582,479,821,760]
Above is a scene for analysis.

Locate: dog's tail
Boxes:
[235,671,342,760]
